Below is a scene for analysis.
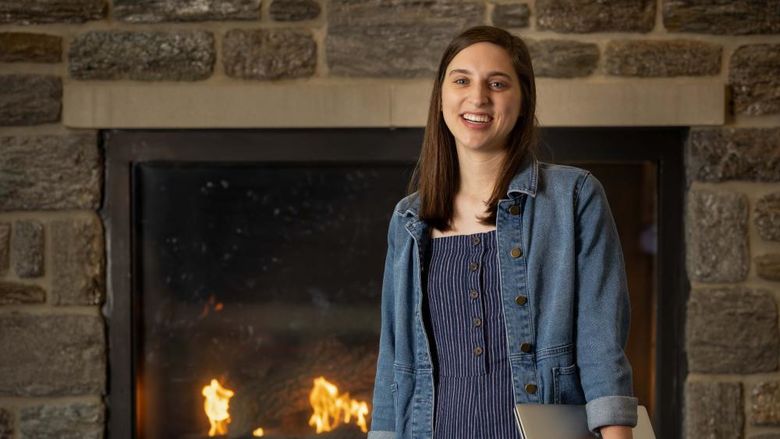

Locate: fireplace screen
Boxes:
[134,162,412,438]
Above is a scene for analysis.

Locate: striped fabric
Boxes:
[425,229,523,439]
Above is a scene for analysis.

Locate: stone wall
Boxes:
[0,0,779,438]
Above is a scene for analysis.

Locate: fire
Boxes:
[202,379,234,436]
[252,427,264,437]
[308,376,369,433]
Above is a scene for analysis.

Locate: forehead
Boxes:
[447,42,515,74]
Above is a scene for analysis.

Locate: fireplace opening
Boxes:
[104,128,686,439]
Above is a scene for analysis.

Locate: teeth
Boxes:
[463,113,491,123]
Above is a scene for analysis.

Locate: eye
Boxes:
[454,78,468,85]
[491,81,507,89]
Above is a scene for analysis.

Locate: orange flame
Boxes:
[308,376,369,433]
[202,379,234,436]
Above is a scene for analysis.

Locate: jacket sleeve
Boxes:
[574,173,638,434]
[367,214,398,439]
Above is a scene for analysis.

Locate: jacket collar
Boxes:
[396,152,539,219]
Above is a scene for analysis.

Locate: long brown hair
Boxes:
[409,25,539,231]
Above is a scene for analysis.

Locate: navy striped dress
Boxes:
[425,229,523,439]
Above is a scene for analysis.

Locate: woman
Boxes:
[368,25,638,439]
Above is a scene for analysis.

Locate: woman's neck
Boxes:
[456,147,506,201]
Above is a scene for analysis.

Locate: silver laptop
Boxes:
[515,404,655,439]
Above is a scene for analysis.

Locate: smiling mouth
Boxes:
[461,113,493,125]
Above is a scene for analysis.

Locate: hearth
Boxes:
[103,128,686,439]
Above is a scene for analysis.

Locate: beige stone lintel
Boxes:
[64,79,725,128]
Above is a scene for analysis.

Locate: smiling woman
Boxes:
[368,25,638,439]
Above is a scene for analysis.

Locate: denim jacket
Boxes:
[368,154,638,439]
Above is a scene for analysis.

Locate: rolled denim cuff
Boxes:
[367,430,396,439]
[585,395,638,434]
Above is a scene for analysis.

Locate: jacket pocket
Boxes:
[552,363,586,404]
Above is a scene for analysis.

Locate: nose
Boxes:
[469,81,490,106]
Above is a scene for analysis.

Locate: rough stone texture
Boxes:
[686,190,749,283]
[0,223,8,275]
[223,29,316,80]
[752,381,780,426]
[0,313,105,396]
[492,2,530,28]
[536,0,655,33]
[0,75,61,126]
[686,127,780,182]
[750,435,780,439]
[327,0,484,77]
[605,39,720,77]
[0,281,45,305]
[0,0,106,24]
[69,31,215,81]
[113,0,259,22]
[756,254,780,281]
[687,287,779,373]
[269,0,320,21]
[0,133,100,211]
[525,39,599,78]
[50,215,104,306]
[12,221,44,278]
[663,0,780,35]
[0,32,61,63]
[685,381,743,439]
[756,192,780,242]
[729,44,780,116]
[19,402,103,439]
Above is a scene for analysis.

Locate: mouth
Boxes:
[460,112,493,129]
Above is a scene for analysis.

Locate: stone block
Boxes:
[0,33,62,63]
[113,0,259,22]
[752,381,780,426]
[526,39,599,78]
[0,75,61,126]
[0,223,8,274]
[663,0,780,35]
[685,380,743,439]
[729,44,780,116]
[269,0,320,21]
[326,0,484,78]
[755,192,780,242]
[492,2,530,28]
[0,281,45,305]
[50,214,104,305]
[19,402,103,439]
[686,287,779,373]
[536,0,655,33]
[12,220,44,278]
[0,0,105,24]
[69,31,215,81]
[686,189,749,282]
[223,29,316,80]
[0,313,105,396]
[756,254,780,281]
[686,127,780,182]
[0,133,100,211]
[605,39,720,77]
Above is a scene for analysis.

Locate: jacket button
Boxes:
[520,342,533,353]
[469,262,479,272]
[525,383,538,394]
[473,317,482,327]
[509,205,521,215]
[469,289,479,299]
[510,247,523,258]
[515,295,527,305]
[473,346,483,356]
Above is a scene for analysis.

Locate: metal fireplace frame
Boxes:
[102,127,687,439]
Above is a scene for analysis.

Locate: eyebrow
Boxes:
[448,68,513,80]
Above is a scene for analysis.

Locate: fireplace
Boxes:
[104,127,686,439]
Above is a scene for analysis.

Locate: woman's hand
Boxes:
[599,425,633,439]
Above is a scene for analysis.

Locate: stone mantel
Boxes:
[63,79,725,128]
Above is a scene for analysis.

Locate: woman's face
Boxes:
[441,42,522,154]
